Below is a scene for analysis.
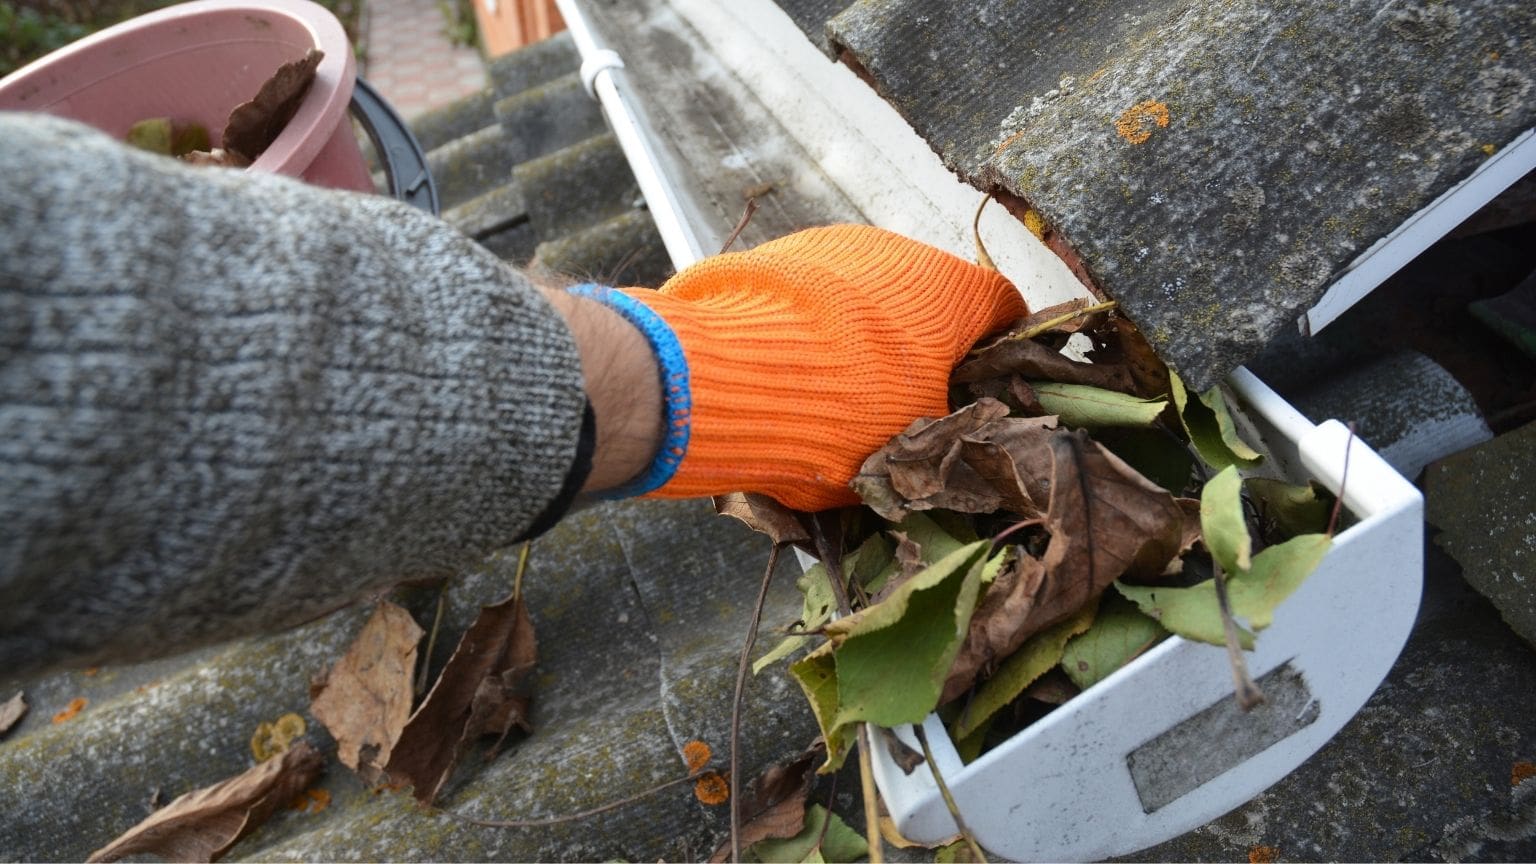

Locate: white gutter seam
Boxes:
[553,0,707,268]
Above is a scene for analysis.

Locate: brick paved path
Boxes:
[362,0,487,120]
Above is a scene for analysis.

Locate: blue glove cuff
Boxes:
[567,284,690,498]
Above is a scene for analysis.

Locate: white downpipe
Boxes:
[553,0,707,268]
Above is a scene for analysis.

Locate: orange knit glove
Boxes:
[585,224,1026,511]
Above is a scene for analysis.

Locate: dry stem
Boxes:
[729,542,782,862]
[912,724,987,863]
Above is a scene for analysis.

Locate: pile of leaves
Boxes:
[734,298,1338,772]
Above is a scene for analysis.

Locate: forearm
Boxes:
[0,115,590,674]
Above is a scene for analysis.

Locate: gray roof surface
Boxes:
[0,500,819,861]
[420,32,674,287]
[779,0,1536,390]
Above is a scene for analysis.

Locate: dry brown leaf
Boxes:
[309,601,423,782]
[1021,668,1082,705]
[1043,430,1187,588]
[938,430,1185,702]
[222,49,324,161]
[1087,315,1172,401]
[463,668,533,761]
[0,691,26,737]
[954,335,1136,395]
[384,590,537,805]
[941,550,1049,703]
[852,399,1057,522]
[87,741,323,863]
[961,374,1047,418]
[707,743,823,863]
[882,728,925,775]
[1010,298,1103,338]
[713,492,810,545]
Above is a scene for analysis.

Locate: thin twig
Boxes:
[416,585,449,698]
[858,725,885,864]
[730,542,783,863]
[991,517,1043,546]
[1005,300,1118,342]
[912,724,987,863]
[512,540,531,601]
[1326,422,1356,538]
[442,769,707,828]
[972,194,997,272]
[1213,562,1265,711]
[720,199,760,255]
[810,515,853,618]
[814,770,840,850]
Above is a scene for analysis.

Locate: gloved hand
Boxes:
[578,224,1027,511]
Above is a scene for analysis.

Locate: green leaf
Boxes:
[951,600,1097,741]
[1032,381,1168,428]
[1201,465,1252,573]
[1230,533,1333,630]
[753,633,811,675]
[894,512,970,564]
[757,534,899,674]
[126,117,174,155]
[846,533,896,586]
[953,714,991,765]
[936,839,984,863]
[825,542,993,728]
[747,804,868,864]
[1114,579,1247,649]
[1246,477,1332,537]
[1114,533,1332,648]
[788,644,856,772]
[1060,591,1168,690]
[1169,370,1263,470]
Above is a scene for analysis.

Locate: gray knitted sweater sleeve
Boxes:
[0,113,589,676]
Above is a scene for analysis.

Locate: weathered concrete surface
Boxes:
[0,500,815,862]
[1425,421,1536,649]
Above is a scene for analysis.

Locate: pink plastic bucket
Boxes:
[0,0,373,192]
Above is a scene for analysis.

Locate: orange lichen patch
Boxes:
[82,667,100,677]
[1482,143,1498,156]
[51,697,88,724]
[1115,99,1171,145]
[1023,208,1047,239]
[693,771,729,805]
[993,128,1029,157]
[682,739,713,773]
[289,787,332,813]
[1249,845,1279,863]
[1088,67,1109,82]
[251,712,307,762]
[1512,761,1536,786]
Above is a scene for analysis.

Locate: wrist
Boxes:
[539,286,670,493]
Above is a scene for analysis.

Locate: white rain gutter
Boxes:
[552,0,707,268]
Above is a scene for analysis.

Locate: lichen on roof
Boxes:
[801,0,1536,389]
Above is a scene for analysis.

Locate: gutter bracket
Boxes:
[580,49,625,100]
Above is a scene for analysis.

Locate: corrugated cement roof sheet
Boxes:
[778,0,1536,389]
